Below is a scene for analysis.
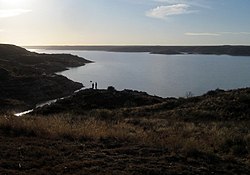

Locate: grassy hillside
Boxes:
[33,88,250,121]
[1,88,250,174]
[33,88,164,115]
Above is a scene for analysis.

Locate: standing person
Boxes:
[90,81,93,89]
[92,83,94,89]
[95,82,98,89]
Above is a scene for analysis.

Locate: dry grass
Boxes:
[1,114,250,174]
[0,114,146,142]
[0,113,249,162]
[137,119,250,156]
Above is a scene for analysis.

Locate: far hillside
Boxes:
[27,45,250,56]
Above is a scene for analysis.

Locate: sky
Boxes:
[0,0,250,46]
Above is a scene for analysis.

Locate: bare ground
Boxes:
[0,134,250,175]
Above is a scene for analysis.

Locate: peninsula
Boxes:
[0,44,92,113]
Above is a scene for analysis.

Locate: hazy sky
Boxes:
[0,0,250,45]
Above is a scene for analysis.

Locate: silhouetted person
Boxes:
[95,82,98,89]
[92,83,94,89]
[90,81,93,89]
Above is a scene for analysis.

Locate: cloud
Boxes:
[155,0,186,3]
[0,9,31,18]
[220,32,250,35]
[185,32,250,37]
[154,0,210,8]
[240,32,250,35]
[146,4,195,19]
[185,32,221,36]
[154,0,208,8]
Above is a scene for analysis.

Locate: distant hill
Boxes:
[26,45,250,56]
[0,44,92,76]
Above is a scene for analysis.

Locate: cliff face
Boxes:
[0,44,92,113]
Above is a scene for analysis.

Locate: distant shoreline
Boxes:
[25,45,250,56]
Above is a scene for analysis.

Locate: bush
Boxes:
[107,86,116,91]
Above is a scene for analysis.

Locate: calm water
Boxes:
[32,49,250,97]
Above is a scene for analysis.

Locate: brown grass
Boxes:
[0,113,249,162]
[0,114,146,142]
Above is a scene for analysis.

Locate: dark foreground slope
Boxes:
[0,44,91,113]
[0,134,249,175]
[28,45,250,56]
[1,88,250,174]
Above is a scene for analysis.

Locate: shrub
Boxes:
[107,86,116,91]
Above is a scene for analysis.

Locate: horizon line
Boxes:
[22,44,250,47]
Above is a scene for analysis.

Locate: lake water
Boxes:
[32,49,250,97]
